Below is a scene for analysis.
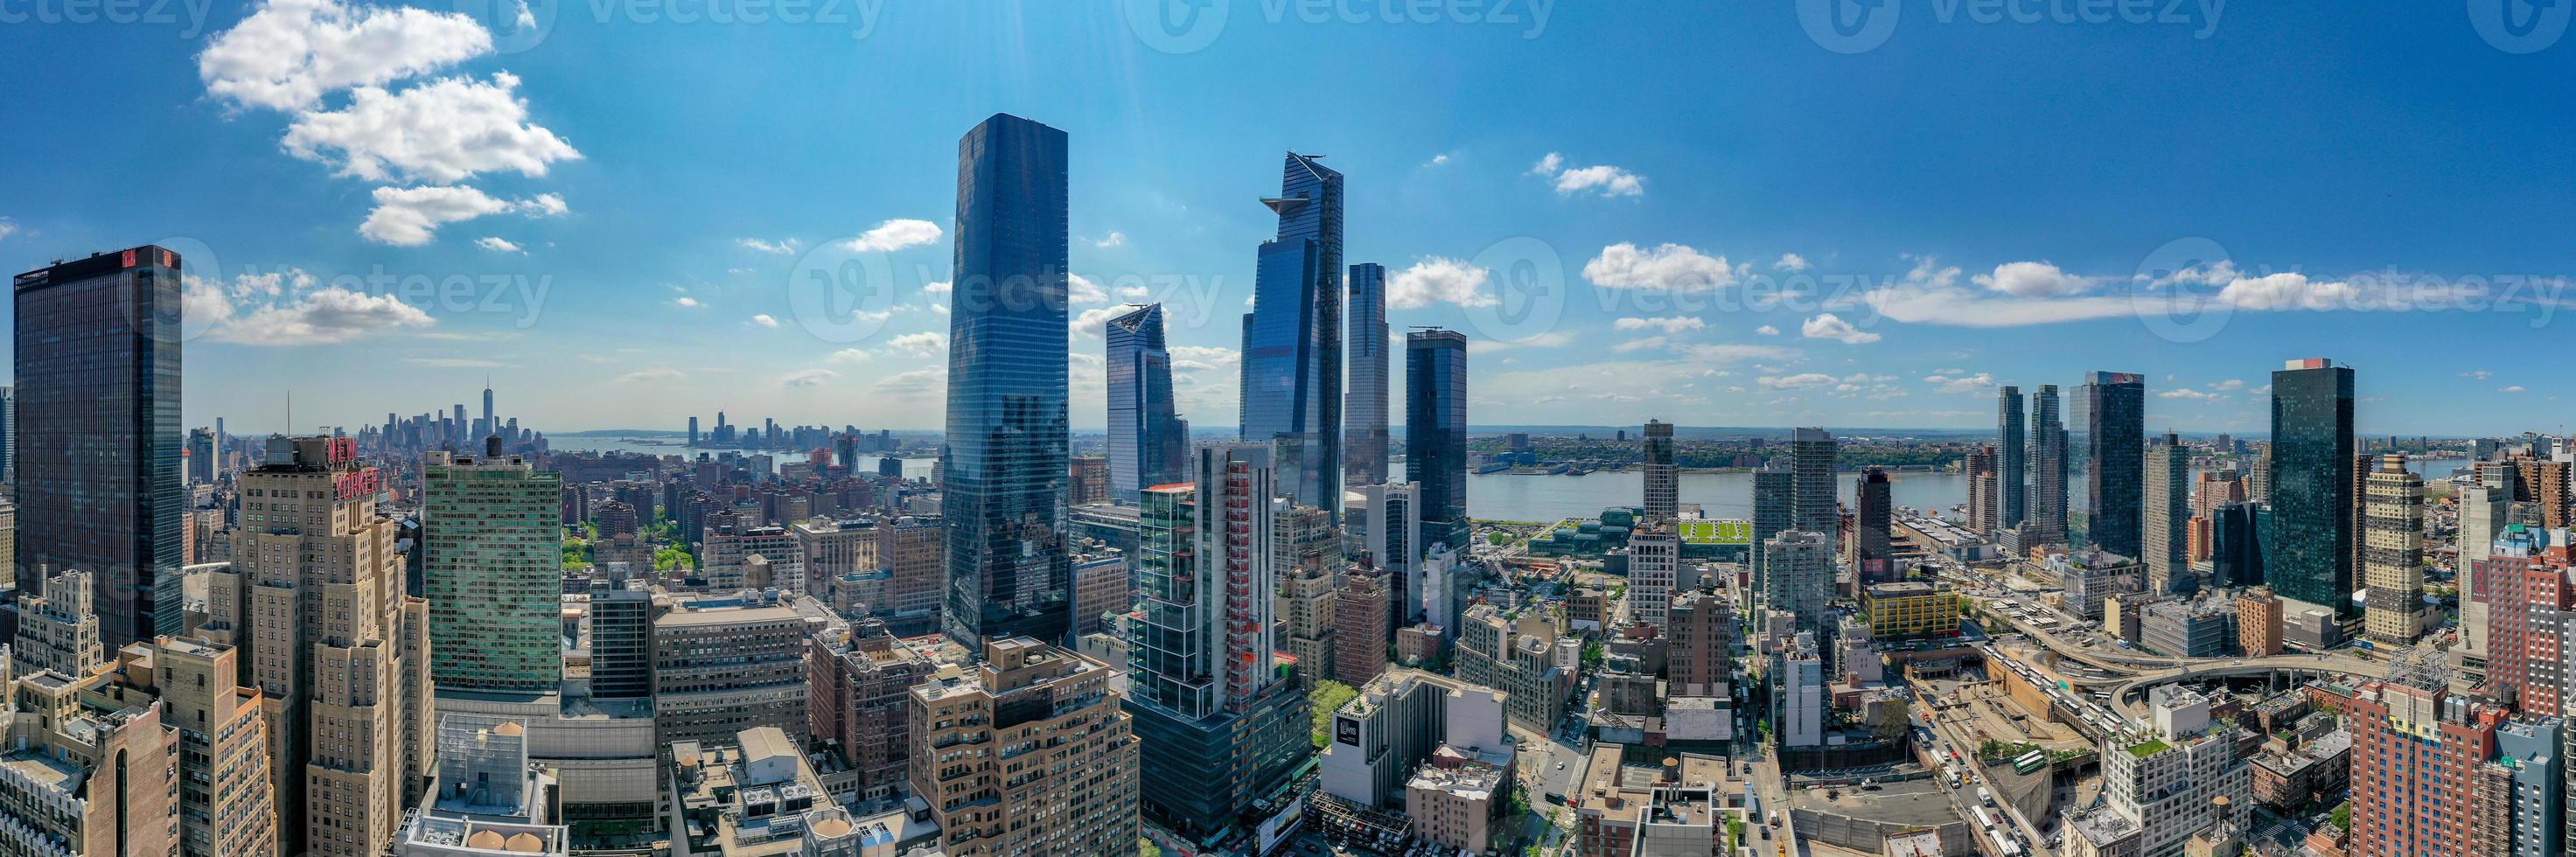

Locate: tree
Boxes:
[1309,679,1358,749]
[1581,642,1606,669]
[1139,839,1162,857]
[2331,801,2351,832]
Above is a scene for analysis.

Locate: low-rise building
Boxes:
[1860,582,1957,638]
[654,592,813,747]
[1406,756,1508,853]
[396,714,569,857]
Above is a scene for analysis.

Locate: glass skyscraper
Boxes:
[1998,386,2026,529]
[943,113,1073,645]
[1406,329,1468,553]
[2268,358,2356,617]
[423,445,563,693]
[2082,371,2146,557]
[1106,303,1187,503]
[2030,384,2070,544]
[1240,152,1344,519]
[1344,261,1389,488]
[12,247,185,651]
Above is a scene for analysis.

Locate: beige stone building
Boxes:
[2362,454,2427,644]
[908,638,1138,856]
[14,566,104,679]
[154,637,280,857]
[202,435,431,856]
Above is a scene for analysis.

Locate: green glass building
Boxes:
[424,443,565,693]
[2266,359,2356,617]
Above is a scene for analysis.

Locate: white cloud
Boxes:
[1612,317,1705,334]
[878,367,944,396]
[749,314,779,328]
[197,0,492,111]
[1387,257,1496,309]
[211,286,436,345]
[1117,283,1151,300]
[1923,372,1996,394]
[1093,231,1126,248]
[1467,331,1575,354]
[1170,345,1240,372]
[2214,272,2355,310]
[2503,385,2529,394]
[841,219,943,253]
[0,219,17,241]
[2160,388,2225,401]
[283,73,579,183]
[358,185,563,246]
[1774,253,1809,272]
[782,368,837,387]
[473,236,520,253]
[1530,151,1643,197]
[887,331,946,358]
[1975,261,2094,297]
[618,368,683,383]
[2209,379,2246,390]
[673,296,702,308]
[1582,243,1740,293]
[1072,306,1124,339]
[1612,337,1668,353]
[1758,373,1840,391]
[1070,274,1109,305]
[1800,312,1881,345]
[827,348,872,364]
[922,281,952,296]
[2461,370,2493,380]
[1755,324,1780,336]
[1428,153,1451,165]
[737,238,798,255]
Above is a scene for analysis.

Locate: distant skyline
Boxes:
[6,3,2572,435]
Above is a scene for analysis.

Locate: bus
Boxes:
[2012,751,2047,775]
[1972,807,1995,830]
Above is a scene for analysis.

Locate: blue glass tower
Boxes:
[1406,329,1469,553]
[1344,262,1390,488]
[1240,152,1344,519]
[942,113,1073,646]
[12,246,186,651]
[2081,371,2145,556]
[1107,303,1188,502]
[2267,358,2356,617]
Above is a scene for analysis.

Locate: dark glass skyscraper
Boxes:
[1855,467,1893,584]
[13,246,185,651]
[1106,303,1188,502]
[1240,152,1344,519]
[2081,371,2145,557]
[1997,386,2025,528]
[2267,358,2356,617]
[2030,384,2069,544]
[1406,329,1468,553]
[1344,261,1389,488]
[942,113,1072,645]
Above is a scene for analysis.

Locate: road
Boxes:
[1747,748,1805,857]
[1918,690,2054,857]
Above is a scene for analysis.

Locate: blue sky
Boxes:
[3,0,2572,435]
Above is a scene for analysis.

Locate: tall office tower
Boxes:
[15,566,104,677]
[157,638,280,857]
[1344,481,1421,624]
[1127,445,1312,837]
[2082,372,2147,556]
[1240,152,1346,519]
[1406,329,1470,554]
[186,427,216,484]
[807,617,936,802]
[2361,454,2427,644]
[1278,539,1339,682]
[1331,568,1391,686]
[2029,385,2070,544]
[1763,531,1832,634]
[0,386,14,482]
[2143,431,2193,596]
[424,442,563,693]
[1627,523,1680,629]
[1667,586,1736,698]
[1965,445,2000,533]
[1106,303,1189,503]
[911,638,1139,856]
[203,435,428,857]
[651,595,810,747]
[942,113,1073,646]
[2453,468,2513,684]
[2246,449,2272,504]
[1642,420,1679,522]
[1790,428,1839,538]
[1345,262,1391,488]
[13,247,185,651]
[585,580,654,700]
[1853,467,1892,585]
[2269,359,2356,618]
[688,415,699,445]
[1750,460,1794,594]
[482,382,495,439]
[1998,386,2027,528]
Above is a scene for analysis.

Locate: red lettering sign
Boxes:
[335,467,380,499]
[121,249,136,268]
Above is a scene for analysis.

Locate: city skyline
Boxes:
[7,3,2572,435]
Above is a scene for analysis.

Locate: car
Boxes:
[1555,762,1565,770]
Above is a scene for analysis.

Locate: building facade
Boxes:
[1406,330,1470,553]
